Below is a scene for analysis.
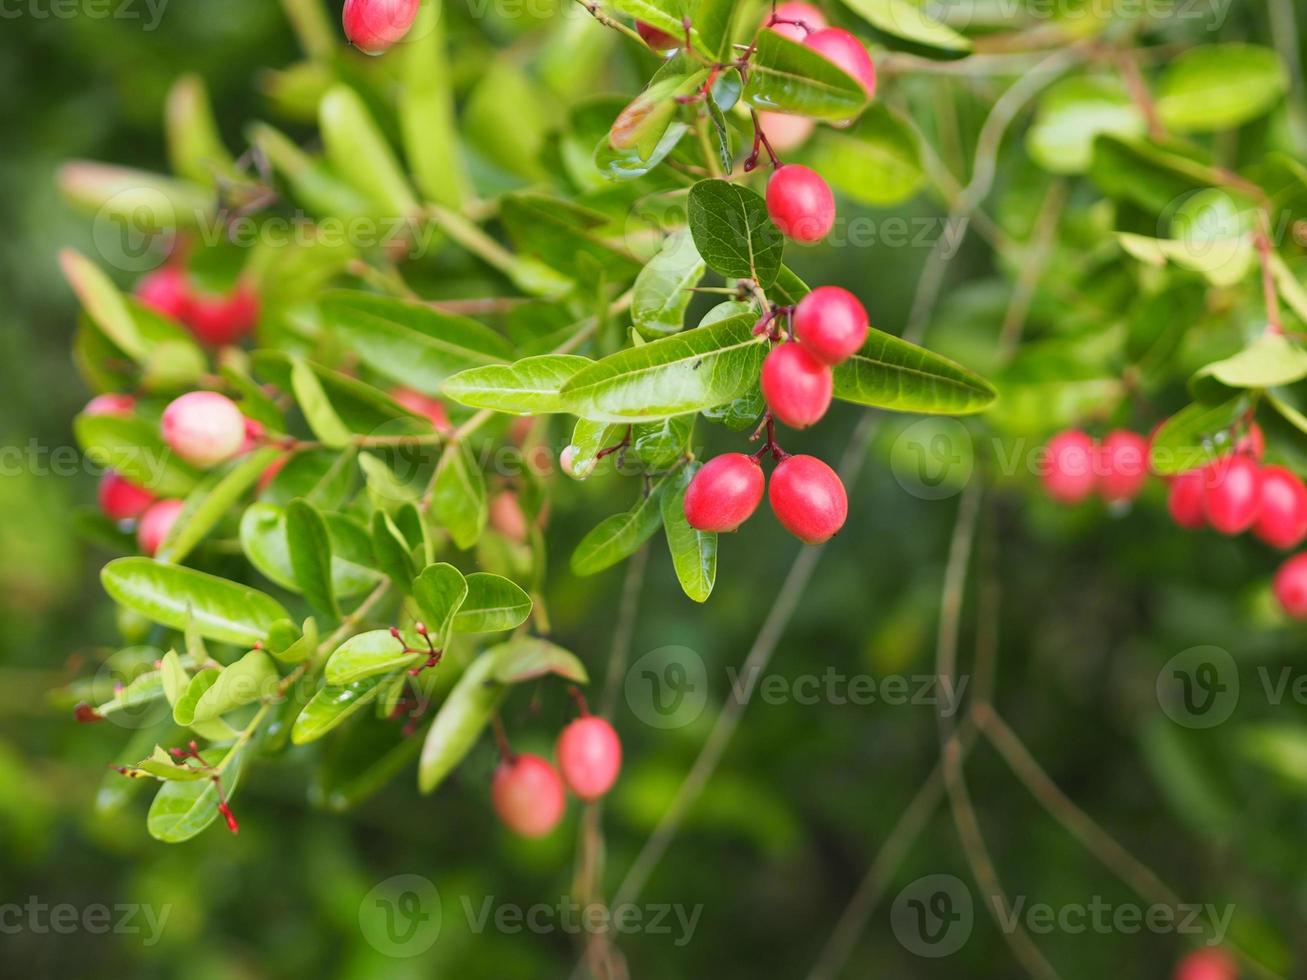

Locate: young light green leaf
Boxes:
[1026,76,1145,175]
[59,250,147,360]
[287,498,338,618]
[560,313,768,422]
[431,442,487,550]
[291,356,352,448]
[325,629,421,686]
[58,162,213,231]
[319,85,418,215]
[165,74,238,186]
[661,463,717,602]
[191,650,280,723]
[371,509,418,591]
[743,29,870,120]
[452,573,533,632]
[1190,334,1307,403]
[417,650,506,793]
[571,478,670,577]
[836,0,971,53]
[413,563,468,648]
[442,355,592,414]
[832,328,998,415]
[688,180,784,287]
[632,230,706,339]
[488,637,590,684]
[1157,44,1287,133]
[147,745,243,842]
[172,668,219,726]
[400,0,472,209]
[155,447,281,565]
[102,558,291,647]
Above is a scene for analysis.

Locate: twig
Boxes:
[1256,214,1284,336]
[1116,47,1165,141]
[571,0,647,47]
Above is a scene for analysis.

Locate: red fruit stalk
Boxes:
[765,1,827,42]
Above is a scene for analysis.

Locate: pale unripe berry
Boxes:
[560,445,585,480]
[765,1,827,42]
[1174,948,1238,980]
[161,391,247,468]
[761,342,833,429]
[757,111,816,152]
[1168,470,1207,529]
[1096,429,1149,503]
[99,471,156,522]
[635,20,680,50]
[556,716,622,801]
[684,454,765,532]
[390,387,453,434]
[84,393,135,418]
[489,491,529,542]
[1203,454,1261,535]
[766,165,836,243]
[804,28,877,99]
[343,0,421,54]
[135,266,190,322]
[186,281,259,347]
[793,286,869,365]
[1253,465,1307,550]
[1042,430,1095,504]
[137,499,184,556]
[769,454,847,543]
[491,754,567,838]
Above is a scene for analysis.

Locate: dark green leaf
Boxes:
[688,179,784,286]
[287,499,338,618]
[431,442,487,550]
[661,463,716,602]
[831,328,998,414]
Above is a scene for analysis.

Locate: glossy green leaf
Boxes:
[191,650,279,723]
[743,29,869,121]
[836,0,970,53]
[147,745,243,843]
[413,563,468,648]
[661,463,716,602]
[287,498,338,618]
[371,509,418,590]
[595,123,689,180]
[156,447,280,565]
[572,477,671,576]
[319,85,417,215]
[608,0,704,52]
[291,356,352,448]
[452,573,532,632]
[239,503,382,598]
[59,250,147,360]
[688,179,784,287]
[831,328,998,414]
[431,442,487,550]
[632,230,706,339]
[292,673,392,744]
[101,558,291,647]
[442,355,591,414]
[417,649,505,793]
[1148,398,1249,475]
[1157,44,1287,133]
[488,637,589,684]
[325,629,422,686]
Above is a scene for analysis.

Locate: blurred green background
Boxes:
[3,2,1306,978]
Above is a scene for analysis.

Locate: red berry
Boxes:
[135,266,190,322]
[185,281,259,347]
[342,0,420,54]
[161,391,247,468]
[1276,553,1307,619]
[1253,465,1307,550]
[491,754,566,838]
[1042,430,1096,504]
[804,28,877,98]
[556,716,622,801]
[793,286,868,365]
[769,454,847,543]
[390,387,453,435]
[1168,470,1207,529]
[1096,429,1149,503]
[1174,949,1238,980]
[489,491,529,542]
[761,342,833,429]
[766,1,827,42]
[137,499,184,556]
[766,164,836,243]
[98,471,156,522]
[1203,454,1261,535]
[683,454,765,532]
[635,20,681,49]
[84,393,135,418]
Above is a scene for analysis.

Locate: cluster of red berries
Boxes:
[1043,422,1307,620]
[135,265,259,348]
[684,287,869,544]
[492,703,622,838]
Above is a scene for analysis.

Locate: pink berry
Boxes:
[757,111,816,152]
[135,266,190,322]
[342,0,420,54]
[1042,430,1096,504]
[161,391,247,468]
[683,454,766,533]
[769,454,847,543]
[1203,454,1262,535]
[98,471,156,522]
[84,393,135,418]
[560,445,582,479]
[635,20,680,50]
[556,716,622,801]
[185,281,259,347]
[1168,470,1207,529]
[1253,465,1307,550]
[390,387,453,434]
[1276,553,1307,620]
[766,164,836,243]
[489,491,529,542]
[761,342,833,429]
[804,27,877,98]
[1096,429,1150,503]
[137,499,185,556]
[765,1,827,42]
[793,286,869,365]
[491,754,566,838]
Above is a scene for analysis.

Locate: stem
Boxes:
[570,0,647,47]
[1116,47,1165,141]
[696,117,725,179]
[425,202,520,276]
[1256,215,1284,336]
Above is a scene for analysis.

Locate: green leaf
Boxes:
[607,0,704,52]
[172,668,219,726]
[831,328,998,415]
[101,558,291,647]
[131,746,210,782]
[452,573,532,632]
[595,123,690,180]
[74,413,201,498]
[688,179,784,287]
[561,313,768,422]
[572,477,671,577]
[1026,76,1145,176]
[239,503,382,598]
[319,85,417,215]
[1148,398,1249,475]
[321,290,513,393]
[442,355,592,414]
[370,509,419,590]
[499,194,643,282]
[431,442,487,550]
[156,447,280,565]
[694,0,737,61]
[292,673,392,744]
[1157,44,1287,133]
[417,649,505,793]
[810,103,925,205]
[191,650,280,723]
[324,629,422,686]
[147,745,243,842]
[488,637,589,684]
[59,250,147,360]
[287,499,338,618]
[661,463,716,602]
[743,29,869,121]
[632,230,706,339]
[291,356,352,448]
[1116,232,1253,289]
[1089,136,1225,214]
[165,74,237,186]
[400,0,472,209]
[1190,334,1307,402]
[836,0,970,53]
[413,563,468,649]
[58,162,213,231]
